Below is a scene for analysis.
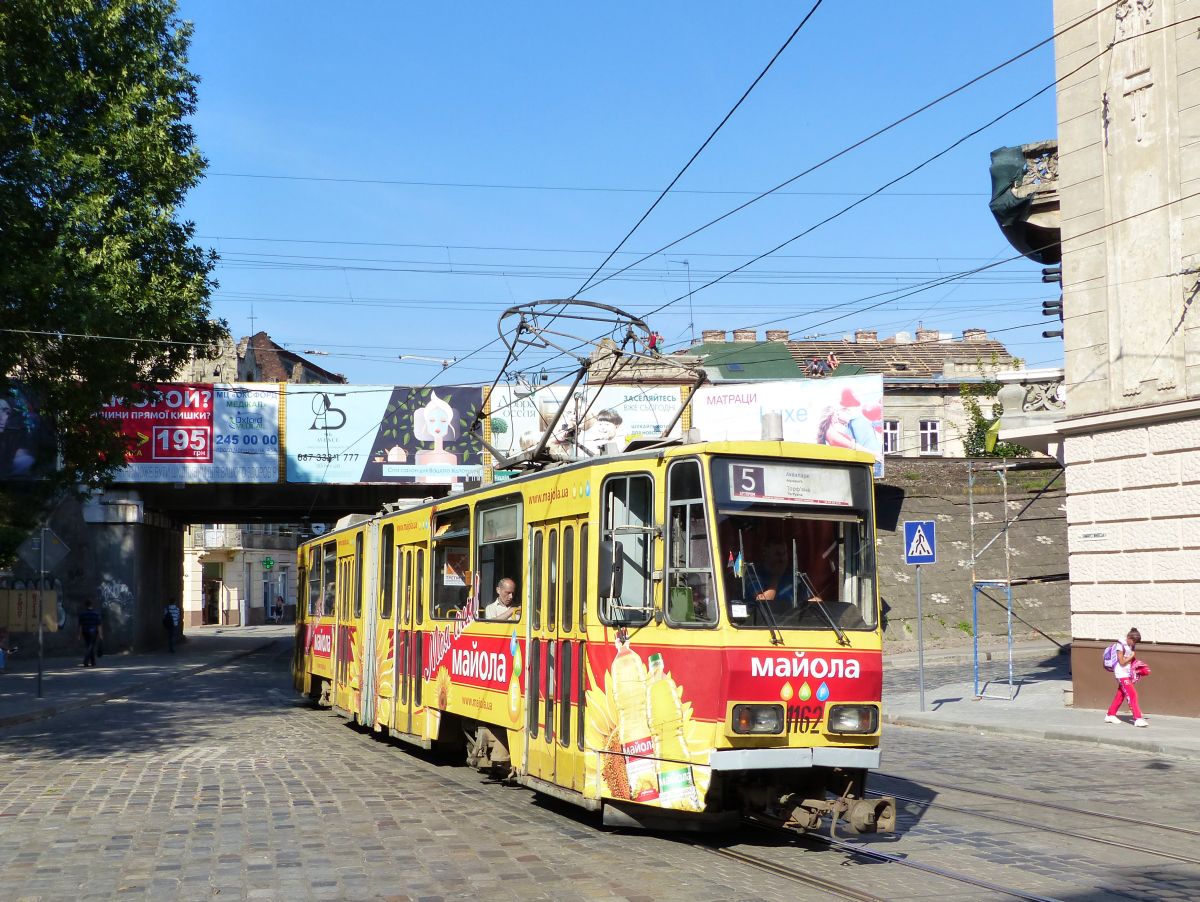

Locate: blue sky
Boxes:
[178,1,1062,385]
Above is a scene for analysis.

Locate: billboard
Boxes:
[284,385,484,484]
[105,384,281,483]
[690,376,885,476]
[0,383,55,480]
[486,384,684,466]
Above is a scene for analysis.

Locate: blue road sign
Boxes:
[903,520,937,565]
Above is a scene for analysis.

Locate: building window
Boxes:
[919,420,941,455]
[882,420,900,454]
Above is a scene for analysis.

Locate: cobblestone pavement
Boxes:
[1,639,1196,901]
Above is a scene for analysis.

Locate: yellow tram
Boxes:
[294,440,895,833]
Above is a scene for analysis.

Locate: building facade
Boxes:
[685,327,1018,459]
[1051,0,1200,715]
[182,523,300,626]
[176,332,344,628]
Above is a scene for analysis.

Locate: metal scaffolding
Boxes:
[967,461,1064,700]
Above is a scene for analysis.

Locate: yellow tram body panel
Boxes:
[295,441,886,818]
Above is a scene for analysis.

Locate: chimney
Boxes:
[915,327,939,342]
[765,329,790,342]
[962,327,988,342]
[732,329,757,342]
[854,329,878,343]
[701,329,726,343]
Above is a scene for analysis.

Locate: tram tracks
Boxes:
[713,820,1065,902]
[869,772,1200,866]
[700,844,887,902]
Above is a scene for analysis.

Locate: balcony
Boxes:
[989,139,1060,265]
[187,525,298,553]
[189,525,243,552]
[995,367,1066,458]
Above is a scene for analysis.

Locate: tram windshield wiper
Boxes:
[739,529,783,645]
[796,567,850,647]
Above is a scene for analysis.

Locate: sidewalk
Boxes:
[884,638,1200,761]
[0,624,291,729]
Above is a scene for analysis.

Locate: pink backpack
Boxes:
[1102,642,1121,672]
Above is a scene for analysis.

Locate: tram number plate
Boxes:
[786,704,823,734]
[732,464,766,498]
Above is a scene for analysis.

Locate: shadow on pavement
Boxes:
[0,638,291,760]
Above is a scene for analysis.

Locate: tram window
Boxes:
[532,530,543,629]
[716,514,875,632]
[414,631,423,706]
[380,525,395,620]
[579,524,588,625]
[544,640,555,744]
[476,500,522,621]
[354,533,364,618]
[576,644,586,751]
[401,549,412,623]
[666,460,717,627]
[432,509,470,620]
[599,474,654,626]
[559,640,572,747]
[528,639,540,739]
[415,549,425,624]
[322,542,336,617]
[307,554,321,617]
[562,526,575,632]
[547,529,558,630]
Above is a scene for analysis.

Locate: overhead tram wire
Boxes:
[578,1,1121,297]
[571,0,825,301]
[672,185,1200,377]
[206,174,986,198]
[636,10,1200,340]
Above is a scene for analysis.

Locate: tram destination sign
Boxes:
[726,461,853,507]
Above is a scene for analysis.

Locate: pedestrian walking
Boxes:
[78,600,102,667]
[163,598,181,653]
[1105,627,1148,727]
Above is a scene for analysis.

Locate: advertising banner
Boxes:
[486,384,683,466]
[284,385,484,484]
[691,375,885,476]
[0,383,55,481]
[106,384,280,483]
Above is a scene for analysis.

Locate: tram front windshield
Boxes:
[712,458,877,632]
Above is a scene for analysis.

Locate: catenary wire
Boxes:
[572,0,825,299]
[576,1,1120,297]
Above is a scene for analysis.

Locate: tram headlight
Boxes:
[731,704,784,734]
[826,704,879,734]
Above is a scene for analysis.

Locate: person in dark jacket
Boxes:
[78,600,102,667]
[163,598,181,652]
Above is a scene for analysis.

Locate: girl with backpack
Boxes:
[1105,627,1148,727]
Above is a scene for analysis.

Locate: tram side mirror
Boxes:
[600,539,624,599]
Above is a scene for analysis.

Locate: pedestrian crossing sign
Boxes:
[903,520,936,565]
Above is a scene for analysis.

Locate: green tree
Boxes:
[960,377,1029,458]
[0,0,226,513]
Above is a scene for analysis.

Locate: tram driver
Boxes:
[484,578,519,621]
[754,542,805,604]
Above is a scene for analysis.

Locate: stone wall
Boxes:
[875,459,1069,648]
[6,492,184,655]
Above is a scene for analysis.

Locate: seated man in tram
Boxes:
[484,577,519,621]
[753,542,798,605]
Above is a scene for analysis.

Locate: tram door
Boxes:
[375,525,397,730]
[333,533,364,713]
[393,545,425,739]
[526,518,588,790]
